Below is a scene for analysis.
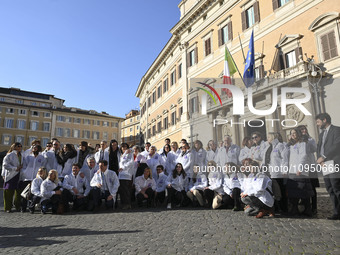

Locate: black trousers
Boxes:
[119,180,131,206]
[62,189,88,211]
[19,181,31,212]
[223,188,241,209]
[274,178,288,213]
[136,188,155,207]
[204,189,215,207]
[41,194,62,213]
[89,188,114,210]
[155,191,166,205]
[28,195,41,212]
[167,187,186,206]
[324,173,340,216]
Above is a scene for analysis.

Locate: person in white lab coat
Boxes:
[118,143,134,209]
[166,163,189,209]
[140,142,151,159]
[146,146,162,181]
[40,169,63,214]
[155,165,168,206]
[239,137,253,165]
[206,140,219,164]
[222,162,243,211]
[192,140,207,173]
[81,156,99,182]
[62,163,91,211]
[28,167,48,214]
[23,139,41,159]
[89,160,120,211]
[286,128,314,217]
[20,144,46,212]
[187,165,208,207]
[176,142,193,179]
[251,132,267,164]
[135,167,156,207]
[44,140,63,175]
[159,144,176,175]
[203,160,225,209]
[56,144,78,178]
[241,161,275,218]
[95,140,109,164]
[217,136,240,167]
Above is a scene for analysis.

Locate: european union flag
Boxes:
[243,31,255,88]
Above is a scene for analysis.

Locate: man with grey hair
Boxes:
[81,156,99,182]
[95,140,109,164]
[217,136,240,166]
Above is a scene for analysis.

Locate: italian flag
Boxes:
[223,46,237,98]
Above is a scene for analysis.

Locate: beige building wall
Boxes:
[121,110,141,147]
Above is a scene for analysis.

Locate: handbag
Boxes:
[21,183,32,200]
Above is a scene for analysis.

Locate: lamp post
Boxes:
[306,55,322,115]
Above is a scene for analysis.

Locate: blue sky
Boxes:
[0,0,181,118]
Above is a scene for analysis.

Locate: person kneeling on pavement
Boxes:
[166,163,189,209]
[89,160,119,211]
[40,169,63,214]
[29,167,48,213]
[187,165,208,207]
[154,165,167,206]
[62,163,90,212]
[135,167,156,207]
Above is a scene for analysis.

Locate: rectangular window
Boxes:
[56,128,64,137]
[40,103,48,107]
[246,6,255,28]
[152,125,156,136]
[92,131,100,140]
[2,134,12,145]
[17,120,26,129]
[84,119,91,125]
[221,24,229,45]
[204,38,212,56]
[148,128,151,137]
[83,130,90,139]
[152,91,156,104]
[15,99,23,104]
[130,119,133,123]
[171,112,176,125]
[112,133,117,139]
[57,115,65,122]
[189,49,195,67]
[129,127,132,132]
[163,78,168,92]
[285,50,297,68]
[178,63,182,78]
[103,121,109,127]
[16,135,25,144]
[157,85,162,99]
[254,67,260,81]
[32,111,39,117]
[64,128,71,138]
[0,97,5,102]
[170,70,176,86]
[163,117,168,130]
[74,118,81,124]
[321,31,338,61]
[179,106,183,117]
[31,121,39,131]
[43,122,50,132]
[103,132,108,141]
[19,109,26,115]
[6,108,14,114]
[157,121,162,133]
[42,138,50,147]
[279,0,289,7]
[5,118,14,128]
[73,129,80,138]
[31,102,37,106]
[44,112,51,118]
[65,117,72,123]
[190,97,198,113]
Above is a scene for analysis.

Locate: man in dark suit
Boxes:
[316,113,340,220]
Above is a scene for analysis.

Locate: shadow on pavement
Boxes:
[0,225,141,248]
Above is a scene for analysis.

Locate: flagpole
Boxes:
[225,45,247,88]
[238,32,246,64]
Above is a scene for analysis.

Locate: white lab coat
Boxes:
[31,176,44,197]
[188,172,208,191]
[155,172,168,192]
[239,146,252,163]
[166,174,189,192]
[206,149,219,163]
[261,139,290,178]
[223,172,243,195]
[134,175,156,195]
[146,153,162,181]
[41,179,63,202]
[95,149,109,164]
[61,156,77,177]
[90,169,120,198]
[118,151,135,180]
[80,163,99,182]
[176,151,193,178]
[2,151,23,183]
[44,150,62,174]
[207,171,224,195]
[289,142,310,176]
[192,148,208,171]
[242,172,274,208]
[20,154,46,181]
[63,173,91,196]
[252,140,267,163]
[159,152,176,175]
[217,144,240,166]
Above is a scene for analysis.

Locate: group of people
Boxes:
[1,113,339,220]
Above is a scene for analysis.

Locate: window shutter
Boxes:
[195,47,198,64]
[196,96,199,113]
[228,22,233,41]
[254,2,260,23]
[241,11,247,31]
[281,51,287,69]
[259,64,265,79]
[294,47,303,63]
[189,98,192,114]
[320,34,330,61]
[328,31,338,59]
[218,28,222,46]
[272,0,279,11]
[204,40,208,56]
[187,51,190,67]
[174,69,177,83]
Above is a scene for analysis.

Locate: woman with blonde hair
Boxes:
[134,167,156,207]
[2,142,24,212]
[28,167,48,213]
[40,169,63,214]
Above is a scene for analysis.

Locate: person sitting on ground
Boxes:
[40,169,63,214]
[29,167,48,214]
[222,162,243,211]
[155,165,168,206]
[135,167,156,207]
[204,161,225,209]
[166,163,189,209]
[187,165,208,207]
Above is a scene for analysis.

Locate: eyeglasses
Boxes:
[46,145,52,147]
[53,144,58,146]
[252,136,258,139]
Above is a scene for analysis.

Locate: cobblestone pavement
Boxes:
[0,187,339,255]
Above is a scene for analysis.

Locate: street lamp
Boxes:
[306,54,322,115]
